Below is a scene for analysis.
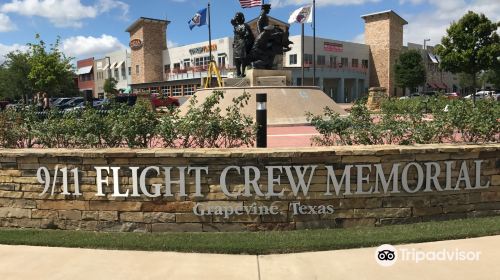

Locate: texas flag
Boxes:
[188,8,208,30]
[288,5,313,24]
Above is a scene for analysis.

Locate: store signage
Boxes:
[36,160,489,198]
[129,39,143,50]
[324,42,343,52]
[189,44,217,55]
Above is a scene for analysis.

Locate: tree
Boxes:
[0,51,32,101]
[104,78,118,95]
[394,50,427,93]
[435,11,500,97]
[27,34,77,97]
[480,69,500,89]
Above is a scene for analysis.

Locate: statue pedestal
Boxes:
[246,69,292,87]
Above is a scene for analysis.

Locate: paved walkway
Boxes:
[0,235,499,280]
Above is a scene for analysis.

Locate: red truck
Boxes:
[150,93,180,109]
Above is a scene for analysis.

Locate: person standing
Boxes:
[257,4,271,34]
[42,92,50,111]
[231,12,254,77]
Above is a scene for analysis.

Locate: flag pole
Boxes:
[208,0,212,61]
[312,0,316,86]
[301,23,304,86]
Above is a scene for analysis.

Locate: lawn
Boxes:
[0,216,499,255]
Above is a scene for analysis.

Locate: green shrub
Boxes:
[309,97,500,146]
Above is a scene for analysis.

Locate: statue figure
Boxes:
[249,25,293,70]
[257,4,271,34]
[231,12,254,77]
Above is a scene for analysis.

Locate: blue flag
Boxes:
[188,8,207,30]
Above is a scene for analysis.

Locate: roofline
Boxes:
[126,17,171,32]
[360,10,408,25]
[247,16,290,27]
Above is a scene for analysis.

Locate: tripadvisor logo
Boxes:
[375,244,481,266]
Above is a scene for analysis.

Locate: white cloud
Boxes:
[352,33,364,44]
[0,43,28,64]
[403,0,500,46]
[270,0,380,7]
[0,13,16,32]
[61,34,125,58]
[0,0,129,28]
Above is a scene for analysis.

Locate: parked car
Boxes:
[52,98,72,108]
[399,91,438,99]
[59,97,84,110]
[151,93,180,108]
[464,91,496,100]
[443,92,460,100]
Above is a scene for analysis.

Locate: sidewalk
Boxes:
[0,235,499,280]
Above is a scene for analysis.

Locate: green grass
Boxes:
[1,217,500,255]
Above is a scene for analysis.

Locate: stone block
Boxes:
[58,210,82,220]
[141,201,194,212]
[89,201,141,211]
[120,212,144,223]
[37,200,88,210]
[413,206,443,216]
[354,208,411,218]
[175,213,211,223]
[0,207,30,218]
[99,211,119,221]
[31,209,58,219]
[143,212,176,223]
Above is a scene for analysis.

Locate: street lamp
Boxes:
[423,39,430,50]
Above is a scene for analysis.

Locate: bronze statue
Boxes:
[250,25,292,69]
[230,6,292,72]
[257,4,271,34]
[231,12,254,77]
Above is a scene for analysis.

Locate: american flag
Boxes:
[239,0,262,8]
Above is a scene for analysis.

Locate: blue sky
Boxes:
[0,0,498,62]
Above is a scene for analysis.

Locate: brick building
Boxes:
[76,58,95,97]
[113,10,460,103]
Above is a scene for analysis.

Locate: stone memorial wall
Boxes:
[0,144,498,232]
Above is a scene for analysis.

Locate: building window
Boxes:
[330,56,337,68]
[172,85,182,96]
[218,56,226,68]
[136,65,140,75]
[173,63,181,69]
[341,57,348,68]
[194,56,210,68]
[304,54,313,65]
[317,55,326,66]
[184,84,196,95]
[362,59,369,69]
[164,64,171,74]
[161,86,171,96]
[352,59,359,68]
[128,67,132,75]
[183,60,191,69]
[114,68,119,80]
[289,54,297,65]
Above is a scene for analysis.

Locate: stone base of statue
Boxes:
[223,69,292,88]
[223,78,251,87]
[246,69,292,86]
[179,86,347,125]
[366,87,387,111]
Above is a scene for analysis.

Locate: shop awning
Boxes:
[427,52,439,64]
[77,66,93,75]
[115,61,125,68]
